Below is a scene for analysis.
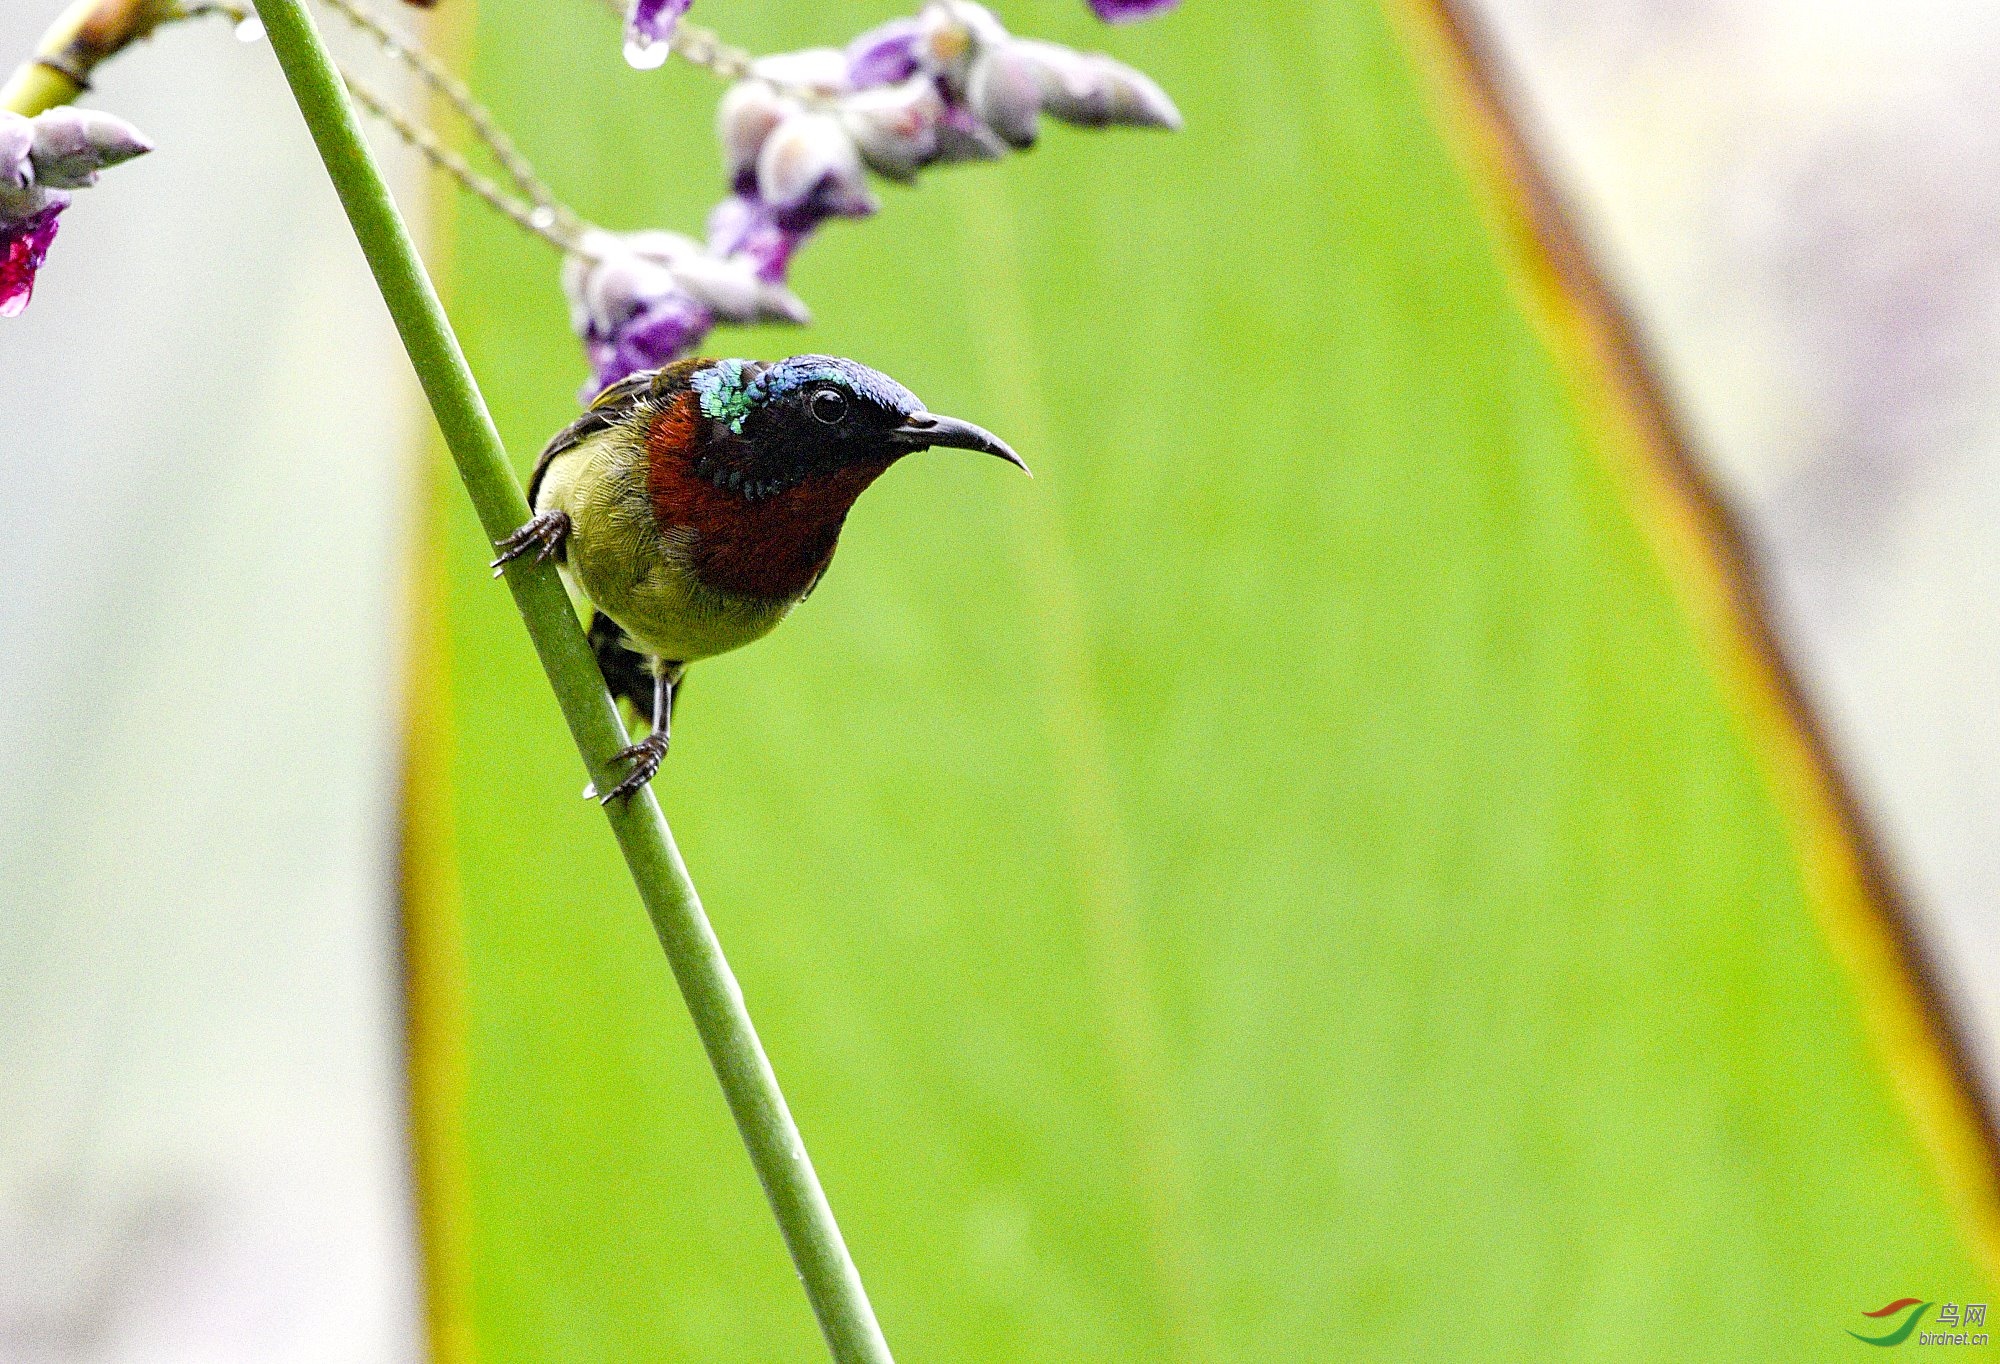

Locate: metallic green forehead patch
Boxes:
[691,358,757,432]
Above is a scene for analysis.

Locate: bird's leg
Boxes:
[598,660,681,804]
[489,509,572,576]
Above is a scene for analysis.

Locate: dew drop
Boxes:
[233,15,264,42]
[624,36,670,70]
[528,206,556,230]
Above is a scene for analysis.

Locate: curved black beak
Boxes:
[893,412,1030,475]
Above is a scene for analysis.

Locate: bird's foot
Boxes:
[586,730,670,804]
[490,510,571,577]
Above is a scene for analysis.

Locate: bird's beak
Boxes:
[893,412,1031,475]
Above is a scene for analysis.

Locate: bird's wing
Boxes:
[525,371,657,507]
[526,358,713,507]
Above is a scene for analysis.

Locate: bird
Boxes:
[492,353,1027,803]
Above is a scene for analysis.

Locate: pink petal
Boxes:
[1,202,64,318]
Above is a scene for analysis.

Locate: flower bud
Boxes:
[929,103,1007,165]
[0,114,33,197]
[28,108,154,190]
[571,242,683,338]
[571,224,809,328]
[563,225,810,398]
[756,112,876,218]
[966,46,1043,149]
[717,80,797,184]
[2,108,150,318]
[1012,40,1181,130]
[916,0,1007,86]
[669,248,810,324]
[840,78,944,181]
[924,1,1010,55]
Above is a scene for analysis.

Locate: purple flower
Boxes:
[582,287,708,399]
[702,5,1179,297]
[565,228,807,397]
[1087,0,1181,19]
[707,192,838,284]
[846,19,923,89]
[707,194,803,284]
[624,0,692,69]
[0,108,151,318]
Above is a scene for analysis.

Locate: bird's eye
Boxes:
[808,387,849,425]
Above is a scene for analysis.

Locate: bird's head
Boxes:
[682,355,1027,500]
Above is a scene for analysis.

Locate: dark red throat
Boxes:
[645,391,895,601]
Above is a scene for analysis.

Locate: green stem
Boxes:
[245,3,895,1360]
[3,0,167,115]
[2,59,78,116]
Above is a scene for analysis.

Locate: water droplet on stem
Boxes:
[624,36,670,70]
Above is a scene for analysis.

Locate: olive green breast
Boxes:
[532,428,796,663]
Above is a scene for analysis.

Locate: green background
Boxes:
[430,0,1990,1356]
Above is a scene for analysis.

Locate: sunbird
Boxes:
[493,354,1027,803]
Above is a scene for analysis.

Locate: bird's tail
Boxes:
[587,611,682,730]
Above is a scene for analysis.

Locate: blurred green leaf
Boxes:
[417,0,1993,1357]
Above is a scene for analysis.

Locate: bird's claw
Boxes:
[491,510,571,577]
[593,730,670,804]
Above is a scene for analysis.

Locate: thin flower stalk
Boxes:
[664,18,754,81]
[317,0,565,217]
[325,18,805,400]
[342,66,590,254]
[244,1,896,1361]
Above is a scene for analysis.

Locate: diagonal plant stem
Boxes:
[243,2,896,1360]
